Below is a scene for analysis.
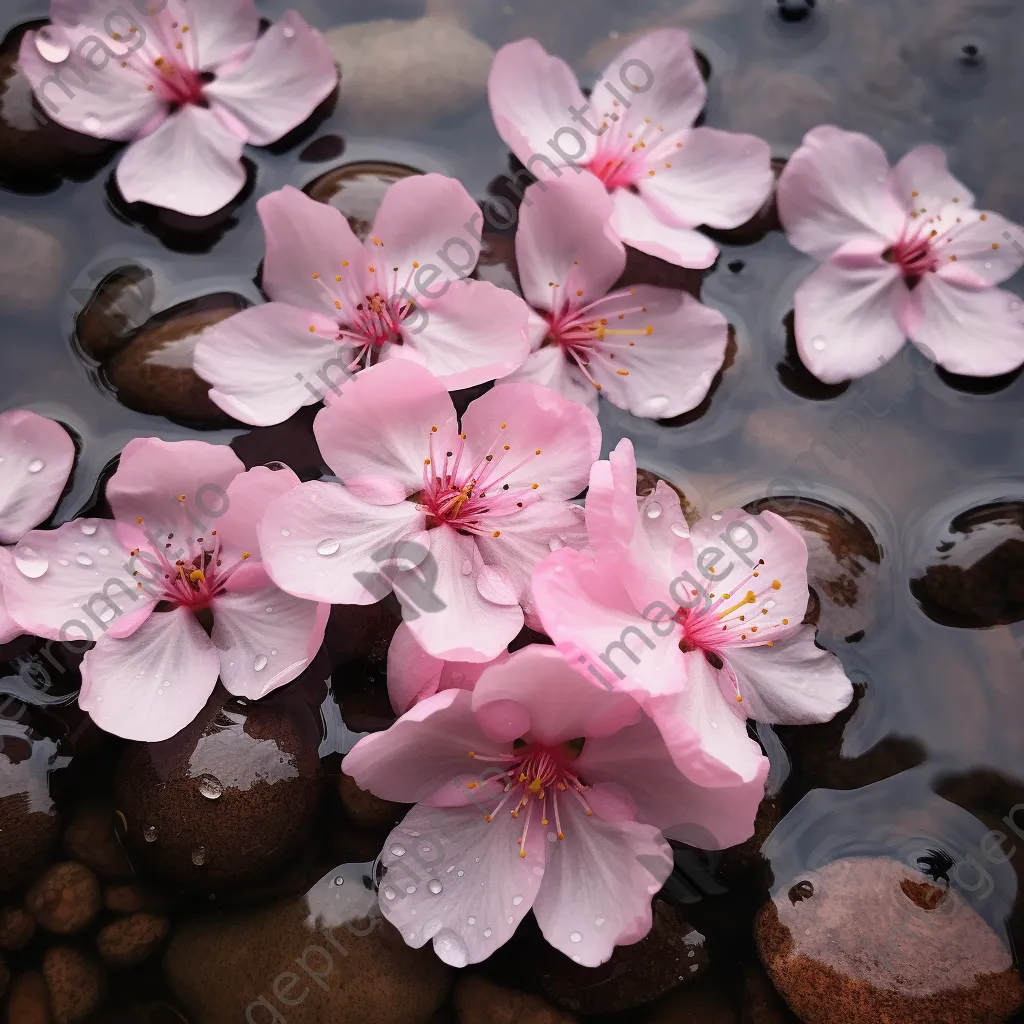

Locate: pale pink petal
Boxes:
[645,652,768,784]
[487,39,589,175]
[396,526,523,663]
[587,285,728,418]
[471,500,587,617]
[906,277,1024,377]
[193,302,343,427]
[500,345,599,414]
[377,802,545,966]
[530,548,687,700]
[204,12,336,146]
[211,568,327,699]
[936,209,1024,288]
[722,626,853,725]
[18,29,166,141]
[778,125,906,261]
[610,189,719,269]
[342,689,503,802]
[516,176,624,311]
[472,645,640,746]
[79,606,219,741]
[313,360,458,501]
[397,280,531,391]
[532,797,672,967]
[886,144,974,218]
[207,463,299,563]
[793,248,908,383]
[370,174,484,286]
[459,382,601,502]
[595,29,706,137]
[258,186,366,316]
[257,480,424,604]
[115,105,247,217]
[107,437,243,544]
[0,549,23,645]
[638,127,772,230]
[0,410,74,544]
[578,712,764,848]
[2,520,155,641]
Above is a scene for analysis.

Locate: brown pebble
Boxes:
[305,162,419,240]
[337,773,404,829]
[455,974,576,1023]
[6,971,53,1024]
[42,948,104,1024]
[62,800,134,880]
[103,884,172,916]
[25,863,101,935]
[96,913,171,969]
[0,906,36,951]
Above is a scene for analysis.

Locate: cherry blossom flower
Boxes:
[194,181,532,425]
[343,644,765,967]
[2,438,328,741]
[0,410,75,644]
[387,621,509,716]
[502,175,728,418]
[531,439,852,782]
[258,360,600,663]
[778,126,1024,382]
[488,30,772,269]
[19,0,338,217]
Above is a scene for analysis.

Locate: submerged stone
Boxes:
[305,161,420,239]
[455,975,576,1024]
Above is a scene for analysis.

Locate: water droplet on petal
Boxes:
[406,885,417,894]
[253,654,268,672]
[595,915,605,926]
[811,335,827,351]
[296,554,307,563]
[710,719,718,729]
[27,459,45,474]
[15,547,48,578]
[461,559,473,575]
[570,931,583,943]
[711,512,722,521]
[83,115,100,133]
[433,930,469,968]
[98,605,116,623]
[383,886,397,901]
[281,529,290,538]
[645,502,663,519]
[484,927,492,937]
[76,552,93,567]
[547,832,557,843]
[670,522,687,537]
[143,826,157,843]
[333,875,344,886]
[457,870,465,877]
[428,879,443,895]
[265,606,273,613]
[548,536,564,552]
[35,26,71,63]
[198,775,223,800]
[58,559,68,567]
[512,894,524,906]
[316,538,341,556]
[468,916,476,925]
[282,24,296,39]
[645,395,670,416]
[80,523,97,536]
[98,546,109,557]
[390,844,406,857]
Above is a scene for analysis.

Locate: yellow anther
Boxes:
[535,448,541,455]
[312,272,319,279]
[241,552,251,560]
[492,530,501,537]
[718,590,756,619]
[781,618,789,625]
[467,782,478,789]
[188,569,205,584]
[309,325,316,332]
[528,779,542,793]
[424,458,430,465]
[617,369,629,376]
[772,580,781,590]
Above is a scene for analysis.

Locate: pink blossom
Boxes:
[488,30,772,269]
[20,0,338,216]
[778,126,1024,382]
[194,182,532,425]
[387,622,509,716]
[0,410,76,643]
[2,438,328,741]
[343,644,765,967]
[531,439,852,783]
[258,360,600,663]
[502,174,729,417]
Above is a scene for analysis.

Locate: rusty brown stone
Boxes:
[455,974,576,1023]
[96,913,171,969]
[41,948,104,1024]
[25,863,101,936]
[6,970,52,1024]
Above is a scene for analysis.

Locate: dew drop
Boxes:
[83,114,101,133]
[433,930,469,968]
[461,559,473,575]
[428,879,443,895]
[710,719,719,729]
[282,24,296,38]
[409,831,421,837]
[595,915,605,926]
[15,547,48,578]
[281,529,290,538]
[468,916,476,925]
[27,459,45,474]
[143,826,157,843]
[80,523,98,536]
[670,522,687,537]
[35,26,72,62]
[316,538,341,557]
[265,606,273,613]
[547,832,557,843]
[711,512,722,521]
[507,916,514,924]
[198,775,223,801]
[811,335,827,351]
[512,894,524,906]
[98,546,109,557]
[390,844,406,857]
[58,559,68,567]
[76,552,94,567]
[332,875,344,886]
[406,885,417,894]
[985,261,993,270]
[383,886,397,901]
[763,598,777,611]
[570,931,583,943]
[253,654,268,672]
[296,554,307,563]
[270,648,277,656]
[456,870,465,877]
[548,536,564,552]
[645,501,663,519]
[98,605,116,623]
[483,928,492,938]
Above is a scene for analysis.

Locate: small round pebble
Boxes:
[96,913,171,968]
[42,948,104,1024]
[0,906,36,950]
[6,970,53,1024]
[25,863,101,935]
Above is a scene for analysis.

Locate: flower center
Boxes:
[149,58,209,107]
[467,740,591,858]
[415,425,543,536]
[583,112,682,191]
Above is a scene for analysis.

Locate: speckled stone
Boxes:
[42,947,104,1024]
[97,913,171,968]
[0,906,35,950]
[25,862,101,935]
[756,856,1024,1023]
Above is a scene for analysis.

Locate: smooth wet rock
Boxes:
[25,862,101,935]
[635,469,700,529]
[163,868,452,1024]
[305,162,420,239]
[42,947,104,1024]
[62,800,133,881]
[455,975,576,1024]
[650,978,738,1022]
[75,266,155,362]
[535,899,708,1014]
[755,856,1024,1023]
[115,688,322,889]
[0,723,60,894]
[6,970,52,1024]
[104,295,247,427]
[0,906,35,950]
[338,772,405,829]
[97,913,171,968]
[326,19,493,130]
[0,215,64,314]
